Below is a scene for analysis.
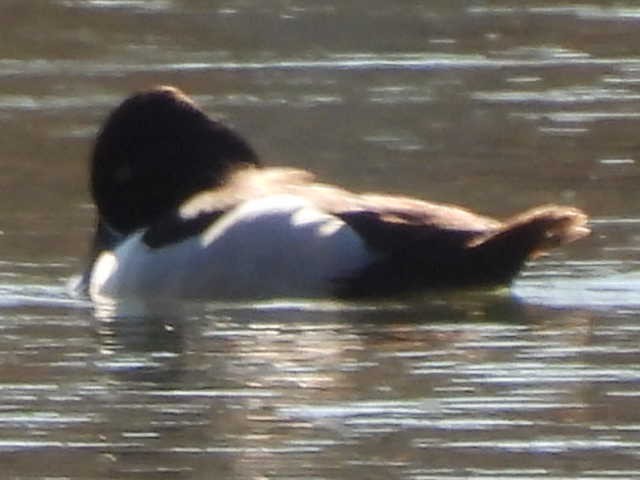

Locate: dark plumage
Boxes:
[91,86,259,234]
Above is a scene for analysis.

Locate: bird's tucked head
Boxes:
[90,85,260,234]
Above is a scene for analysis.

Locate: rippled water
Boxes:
[2,1,640,478]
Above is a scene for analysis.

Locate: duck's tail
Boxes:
[465,205,590,284]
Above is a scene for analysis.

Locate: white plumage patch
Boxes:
[90,195,374,300]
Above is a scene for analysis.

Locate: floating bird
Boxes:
[83,86,589,300]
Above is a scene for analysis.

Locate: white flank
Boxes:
[90,195,373,300]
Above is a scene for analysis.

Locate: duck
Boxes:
[81,85,589,301]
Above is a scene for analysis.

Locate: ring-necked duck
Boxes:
[81,86,589,300]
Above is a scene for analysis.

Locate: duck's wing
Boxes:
[333,194,501,251]
[139,167,589,297]
[330,197,589,296]
[241,168,589,295]
[138,166,498,253]
[140,167,315,248]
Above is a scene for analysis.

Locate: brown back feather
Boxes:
[167,168,589,297]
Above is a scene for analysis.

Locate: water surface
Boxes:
[1,1,640,478]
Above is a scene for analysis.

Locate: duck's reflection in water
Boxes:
[89,292,596,478]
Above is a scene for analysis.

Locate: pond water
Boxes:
[2,1,640,478]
